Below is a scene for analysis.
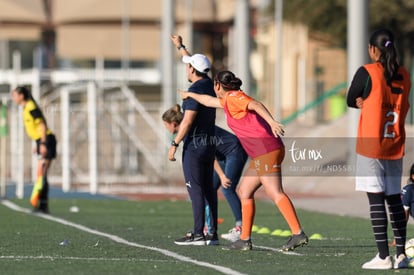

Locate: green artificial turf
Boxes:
[0,198,413,275]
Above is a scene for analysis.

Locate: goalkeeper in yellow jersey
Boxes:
[12,86,57,214]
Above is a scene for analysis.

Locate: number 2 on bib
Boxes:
[383,111,398,138]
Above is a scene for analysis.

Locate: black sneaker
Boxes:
[281,231,308,251]
[174,232,206,246]
[222,239,252,251]
[40,207,50,214]
[206,233,219,246]
[32,207,50,214]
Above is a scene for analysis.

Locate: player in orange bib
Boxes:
[179,70,308,251]
[347,28,411,270]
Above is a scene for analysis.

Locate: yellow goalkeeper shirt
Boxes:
[23,100,52,140]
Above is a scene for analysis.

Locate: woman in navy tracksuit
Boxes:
[167,37,218,245]
[163,104,247,243]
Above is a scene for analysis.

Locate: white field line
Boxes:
[0,255,173,262]
[253,245,302,255]
[253,245,346,257]
[1,200,245,275]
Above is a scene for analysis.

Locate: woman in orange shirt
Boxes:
[180,70,307,251]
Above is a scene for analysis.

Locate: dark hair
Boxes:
[14,86,46,122]
[214,70,242,91]
[14,86,41,109]
[369,28,399,86]
[162,104,183,124]
[14,86,34,101]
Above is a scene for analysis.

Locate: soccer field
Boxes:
[1,197,413,274]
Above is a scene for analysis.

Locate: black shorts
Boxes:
[36,134,57,160]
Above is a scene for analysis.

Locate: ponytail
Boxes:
[369,29,399,86]
[214,71,243,91]
[162,104,183,124]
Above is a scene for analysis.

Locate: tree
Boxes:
[267,0,347,45]
[266,0,414,67]
[369,0,414,68]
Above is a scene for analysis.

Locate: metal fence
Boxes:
[1,78,184,198]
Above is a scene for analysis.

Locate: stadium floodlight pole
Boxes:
[347,0,368,168]
[235,0,250,95]
[161,0,175,112]
[347,0,368,138]
[274,0,283,118]
[161,0,175,166]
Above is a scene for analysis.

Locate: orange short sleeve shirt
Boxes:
[219,91,253,119]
